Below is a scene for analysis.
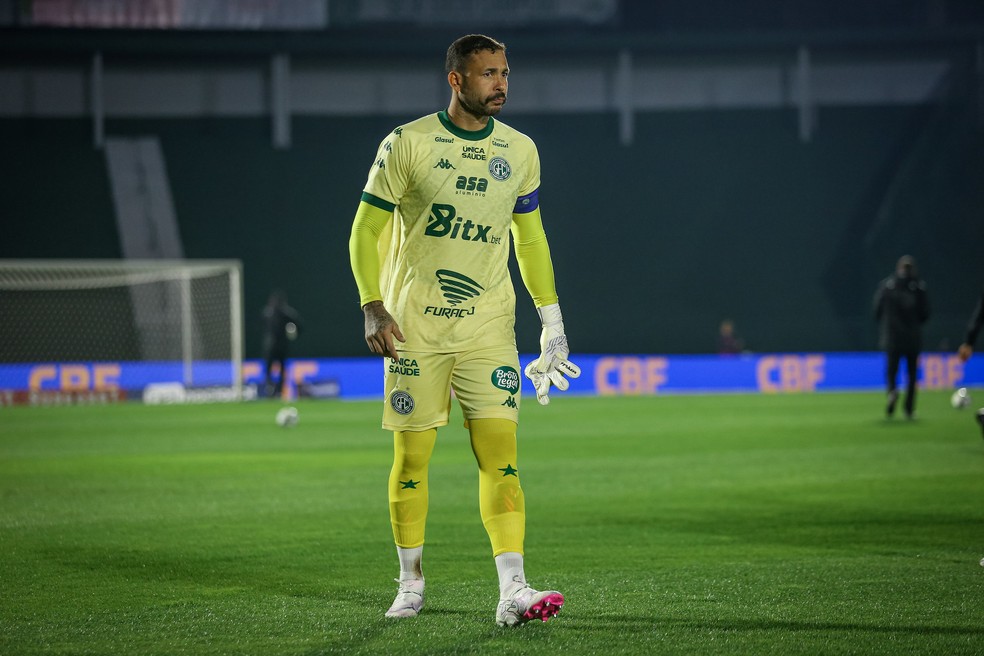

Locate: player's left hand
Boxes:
[524,303,580,405]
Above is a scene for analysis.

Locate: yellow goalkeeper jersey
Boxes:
[361,111,541,353]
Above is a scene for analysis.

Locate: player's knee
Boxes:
[468,418,517,463]
[393,429,437,471]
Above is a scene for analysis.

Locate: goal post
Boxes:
[0,259,244,400]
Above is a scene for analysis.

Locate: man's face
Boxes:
[454,49,509,118]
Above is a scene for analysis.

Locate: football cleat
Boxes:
[385,579,424,618]
[495,584,564,627]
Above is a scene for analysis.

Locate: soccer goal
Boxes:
[0,260,244,399]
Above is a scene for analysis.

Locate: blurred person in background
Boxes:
[262,289,302,398]
[955,285,984,438]
[957,285,983,362]
[874,255,930,419]
[348,34,578,627]
[717,318,744,355]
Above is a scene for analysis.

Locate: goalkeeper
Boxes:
[348,34,579,627]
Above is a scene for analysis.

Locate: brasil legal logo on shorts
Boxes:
[488,156,511,181]
[491,366,520,395]
[391,390,415,415]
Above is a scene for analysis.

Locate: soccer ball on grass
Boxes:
[275,406,299,427]
[950,388,970,409]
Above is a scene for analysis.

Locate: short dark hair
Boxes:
[446,34,506,74]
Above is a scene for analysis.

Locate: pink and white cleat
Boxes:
[495,584,564,627]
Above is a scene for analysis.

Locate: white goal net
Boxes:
[0,260,243,399]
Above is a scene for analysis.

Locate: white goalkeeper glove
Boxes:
[524,303,580,406]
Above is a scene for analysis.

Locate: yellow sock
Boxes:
[469,418,525,556]
[388,428,437,548]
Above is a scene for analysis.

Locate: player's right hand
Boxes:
[958,343,973,362]
[363,301,405,361]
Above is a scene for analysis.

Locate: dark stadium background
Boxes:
[2,0,982,360]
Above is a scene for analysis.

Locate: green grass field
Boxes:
[2,390,983,655]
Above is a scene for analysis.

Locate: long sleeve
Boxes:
[510,206,558,308]
[348,198,394,307]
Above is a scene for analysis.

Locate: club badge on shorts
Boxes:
[390,390,415,415]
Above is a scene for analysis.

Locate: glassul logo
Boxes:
[424,269,483,319]
[488,157,511,181]
[424,204,502,244]
[491,366,520,394]
[434,158,456,170]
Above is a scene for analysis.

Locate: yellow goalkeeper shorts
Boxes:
[382,345,522,432]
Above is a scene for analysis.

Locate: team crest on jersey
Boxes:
[488,157,511,181]
[390,390,415,415]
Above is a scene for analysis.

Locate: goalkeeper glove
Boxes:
[524,303,580,405]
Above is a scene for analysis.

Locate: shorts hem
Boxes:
[462,409,520,424]
[382,419,449,432]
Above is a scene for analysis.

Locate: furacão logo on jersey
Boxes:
[424,269,484,319]
[424,204,502,245]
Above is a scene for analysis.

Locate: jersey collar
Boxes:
[438,110,494,141]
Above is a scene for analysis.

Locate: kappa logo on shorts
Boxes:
[501,396,517,409]
[390,390,415,415]
[491,366,520,395]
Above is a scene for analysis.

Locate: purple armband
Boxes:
[513,189,539,214]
